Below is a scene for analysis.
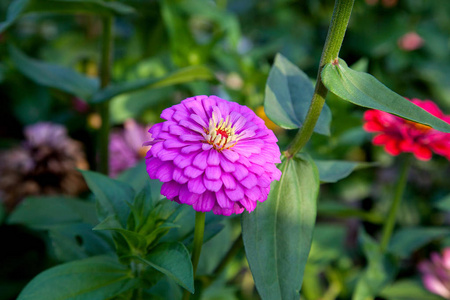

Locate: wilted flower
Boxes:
[419,248,450,299]
[0,122,88,210]
[109,119,151,177]
[363,99,450,160]
[398,32,424,51]
[145,95,281,215]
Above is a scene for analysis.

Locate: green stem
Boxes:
[97,16,113,175]
[380,156,411,252]
[183,211,206,300]
[286,0,354,157]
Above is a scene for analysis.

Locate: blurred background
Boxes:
[1,0,450,299]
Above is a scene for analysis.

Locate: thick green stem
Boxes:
[380,156,411,252]
[286,0,354,157]
[97,16,113,175]
[183,211,206,300]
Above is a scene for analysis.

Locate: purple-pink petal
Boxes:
[144,95,282,215]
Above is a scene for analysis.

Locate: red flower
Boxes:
[363,99,450,160]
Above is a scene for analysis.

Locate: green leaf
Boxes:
[0,0,30,33]
[318,201,384,224]
[117,160,160,195]
[81,170,134,228]
[7,196,97,229]
[242,154,319,300]
[0,0,135,33]
[94,215,147,251]
[91,65,216,103]
[353,230,397,300]
[434,194,450,212]
[322,59,450,133]
[264,53,331,135]
[9,45,99,99]
[17,255,138,300]
[315,160,375,183]
[388,227,450,258]
[380,279,444,300]
[48,223,114,262]
[136,242,194,293]
[145,222,180,246]
[308,224,347,266]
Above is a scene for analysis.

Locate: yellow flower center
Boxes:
[204,111,249,151]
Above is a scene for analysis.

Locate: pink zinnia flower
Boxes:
[363,99,450,161]
[419,248,450,299]
[144,95,282,215]
[109,119,151,177]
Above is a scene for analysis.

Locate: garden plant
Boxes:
[1,0,450,299]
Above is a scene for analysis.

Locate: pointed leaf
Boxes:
[17,256,138,300]
[0,0,135,33]
[7,196,97,229]
[94,215,147,251]
[388,227,450,258]
[81,170,134,228]
[242,154,319,300]
[264,53,331,135]
[136,242,194,293]
[91,65,216,103]
[353,229,397,300]
[48,223,114,262]
[380,280,444,300]
[322,59,450,133]
[315,160,375,183]
[9,45,99,99]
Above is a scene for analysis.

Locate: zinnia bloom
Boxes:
[109,119,151,177]
[419,248,450,299]
[363,99,450,160]
[144,95,282,215]
[0,122,88,210]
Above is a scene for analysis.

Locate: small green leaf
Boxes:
[9,45,99,99]
[380,279,444,300]
[17,256,138,300]
[0,0,135,33]
[242,154,319,300]
[94,215,147,251]
[315,160,375,183]
[145,222,180,246]
[137,242,194,293]
[7,196,97,229]
[91,65,216,103]
[353,229,397,300]
[264,53,331,135]
[322,59,450,133]
[388,227,450,258]
[81,170,134,228]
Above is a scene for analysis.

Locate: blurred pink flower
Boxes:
[109,119,151,177]
[398,32,424,51]
[419,248,450,299]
